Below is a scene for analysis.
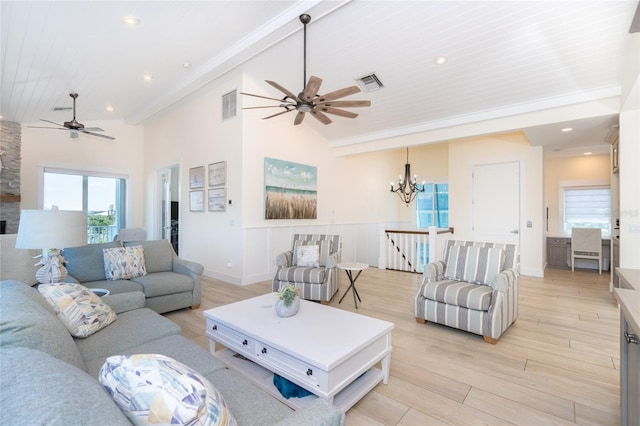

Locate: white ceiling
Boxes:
[1,1,636,155]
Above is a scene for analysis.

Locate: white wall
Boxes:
[20,120,145,227]
[448,132,545,277]
[618,33,640,269]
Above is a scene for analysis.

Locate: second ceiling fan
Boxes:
[241,14,371,126]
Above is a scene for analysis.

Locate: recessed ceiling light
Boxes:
[434,55,448,65]
[584,152,592,155]
[106,105,114,112]
[182,62,192,69]
[143,74,152,81]
[561,127,573,132]
[121,16,140,27]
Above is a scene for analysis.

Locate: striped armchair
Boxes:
[272,234,342,304]
[415,240,519,344]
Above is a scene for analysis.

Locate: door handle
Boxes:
[510,230,519,234]
[625,332,639,345]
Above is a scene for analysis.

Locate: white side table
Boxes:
[337,262,368,309]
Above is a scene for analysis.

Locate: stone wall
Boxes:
[0,121,22,234]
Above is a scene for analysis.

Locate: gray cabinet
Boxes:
[547,238,568,267]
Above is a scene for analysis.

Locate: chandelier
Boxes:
[390,148,424,205]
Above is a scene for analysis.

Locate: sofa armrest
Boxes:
[172,256,204,307]
[101,291,145,314]
[326,251,340,269]
[273,398,344,426]
[491,268,518,292]
[422,261,446,283]
[276,251,293,268]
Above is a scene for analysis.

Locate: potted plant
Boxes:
[275,284,300,317]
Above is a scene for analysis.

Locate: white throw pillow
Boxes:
[296,245,320,267]
[99,354,236,426]
[38,283,117,338]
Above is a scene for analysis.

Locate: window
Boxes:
[43,168,127,243]
[416,183,449,228]
[562,185,610,236]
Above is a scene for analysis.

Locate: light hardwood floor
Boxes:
[165,267,620,425]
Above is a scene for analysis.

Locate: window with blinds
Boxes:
[563,186,611,235]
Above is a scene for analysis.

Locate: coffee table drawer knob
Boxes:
[242,339,248,346]
[306,369,313,376]
[261,347,267,354]
[211,325,217,331]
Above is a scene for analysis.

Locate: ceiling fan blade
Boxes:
[317,86,361,102]
[81,127,105,132]
[264,81,298,101]
[27,126,68,130]
[294,112,305,125]
[316,100,371,108]
[301,76,322,102]
[309,110,332,125]
[262,109,294,120]
[79,130,115,140]
[40,119,65,127]
[318,107,358,119]
[240,91,294,103]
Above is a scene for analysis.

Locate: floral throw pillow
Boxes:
[38,283,117,338]
[99,354,236,426]
[103,246,147,281]
[296,245,320,267]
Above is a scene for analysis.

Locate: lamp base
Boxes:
[35,249,68,284]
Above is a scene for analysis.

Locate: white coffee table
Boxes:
[204,293,393,412]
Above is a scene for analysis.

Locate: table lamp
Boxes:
[15,209,87,284]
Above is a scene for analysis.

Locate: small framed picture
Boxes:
[189,166,205,189]
[208,161,226,187]
[189,190,204,212]
[208,188,226,212]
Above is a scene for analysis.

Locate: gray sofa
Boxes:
[0,280,345,425]
[62,239,203,313]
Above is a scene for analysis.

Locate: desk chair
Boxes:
[571,228,602,274]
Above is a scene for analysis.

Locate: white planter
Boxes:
[275,296,300,318]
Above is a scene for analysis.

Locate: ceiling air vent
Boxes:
[222,89,237,121]
[356,73,383,92]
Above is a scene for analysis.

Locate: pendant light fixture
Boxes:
[390,148,424,205]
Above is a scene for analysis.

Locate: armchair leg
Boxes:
[320,301,329,305]
[190,304,200,310]
[415,317,426,324]
[483,336,498,345]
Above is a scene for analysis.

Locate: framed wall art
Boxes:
[208,161,226,187]
[189,190,204,212]
[189,166,205,189]
[208,188,226,212]
[264,157,317,220]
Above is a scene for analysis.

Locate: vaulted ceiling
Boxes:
[1,1,636,155]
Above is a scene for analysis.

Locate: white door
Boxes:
[471,161,520,245]
[157,167,172,242]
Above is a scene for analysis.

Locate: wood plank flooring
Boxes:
[165,267,620,425]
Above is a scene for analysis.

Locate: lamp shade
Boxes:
[15,210,88,249]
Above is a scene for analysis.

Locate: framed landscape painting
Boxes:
[208,188,226,212]
[189,166,205,189]
[189,190,204,212]
[208,161,226,187]
[264,157,317,219]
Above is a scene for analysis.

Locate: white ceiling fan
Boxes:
[28,93,115,140]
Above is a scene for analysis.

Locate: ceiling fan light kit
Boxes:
[28,93,115,140]
[241,14,371,126]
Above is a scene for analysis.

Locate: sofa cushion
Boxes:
[84,334,227,379]
[99,354,236,425]
[462,246,505,285]
[131,271,194,297]
[0,280,85,371]
[81,279,144,295]
[0,347,131,425]
[102,245,147,280]
[422,279,493,311]
[125,240,174,273]
[276,266,326,285]
[63,241,121,283]
[74,307,181,362]
[38,283,117,338]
